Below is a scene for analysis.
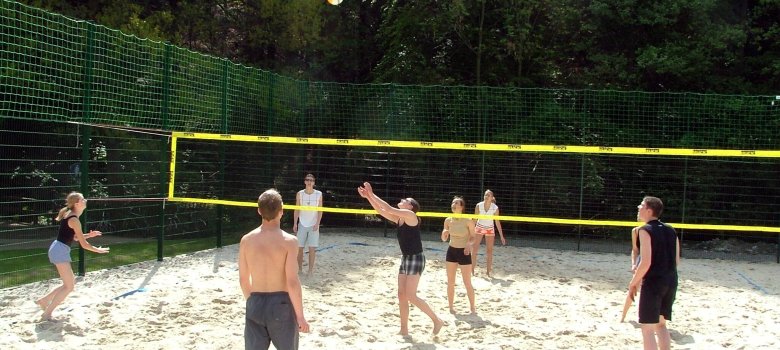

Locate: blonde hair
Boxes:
[55,192,84,221]
[485,189,496,204]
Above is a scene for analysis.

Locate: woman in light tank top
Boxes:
[441,196,477,314]
[472,189,505,277]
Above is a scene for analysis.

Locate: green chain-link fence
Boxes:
[2,0,779,288]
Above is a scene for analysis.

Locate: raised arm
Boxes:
[358,182,417,225]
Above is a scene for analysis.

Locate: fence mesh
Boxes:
[1,0,778,288]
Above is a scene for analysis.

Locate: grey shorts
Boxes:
[296,225,319,248]
[245,292,299,350]
[48,240,71,264]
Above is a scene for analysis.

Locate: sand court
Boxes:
[1,232,778,349]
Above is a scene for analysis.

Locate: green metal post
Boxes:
[158,43,172,261]
[479,87,486,195]
[217,60,229,248]
[680,158,688,256]
[78,23,96,276]
[267,74,276,134]
[577,154,585,251]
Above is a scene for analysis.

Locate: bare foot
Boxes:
[36,299,48,311]
[432,318,444,335]
[449,307,456,314]
[40,313,53,322]
[398,329,409,336]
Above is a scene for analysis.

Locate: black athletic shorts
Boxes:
[445,246,472,265]
[638,276,677,324]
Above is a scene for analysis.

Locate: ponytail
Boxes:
[55,192,83,221]
[55,207,70,221]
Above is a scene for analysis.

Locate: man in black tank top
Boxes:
[628,196,680,350]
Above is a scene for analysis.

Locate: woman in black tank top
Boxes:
[357,182,444,336]
[36,192,110,321]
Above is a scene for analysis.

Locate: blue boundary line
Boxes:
[112,287,147,300]
[735,270,769,295]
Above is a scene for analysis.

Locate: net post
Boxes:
[216,59,230,248]
[158,43,172,262]
[577,153,585,251]
[78,22,96,277]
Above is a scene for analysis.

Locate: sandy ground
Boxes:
[0,232,778,349]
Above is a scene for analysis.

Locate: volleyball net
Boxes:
[169,131,780,234]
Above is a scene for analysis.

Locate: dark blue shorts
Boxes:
[245,292,299,350]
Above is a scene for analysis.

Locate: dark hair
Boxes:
[406,197,420,213]
[305,173,315,180]
[452,196,465,207]
[258,189,283,221]
[642,196,664,217]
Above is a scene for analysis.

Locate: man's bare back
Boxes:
[240,226,299,295]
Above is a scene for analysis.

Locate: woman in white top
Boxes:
[473,190,505,277]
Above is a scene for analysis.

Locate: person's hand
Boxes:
[96,246,110,254]
[362,182,374,195]
[314,224,320,231]
[298,318,310,333]
[440,230,449,242]
[628,279,641,300]
[293,223,298,233]
[464,244,471,256]
[499,234,506,245]
[88,230,102,238]
[357,186,368,198]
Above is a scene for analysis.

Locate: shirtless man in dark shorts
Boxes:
[239,189,310,350]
